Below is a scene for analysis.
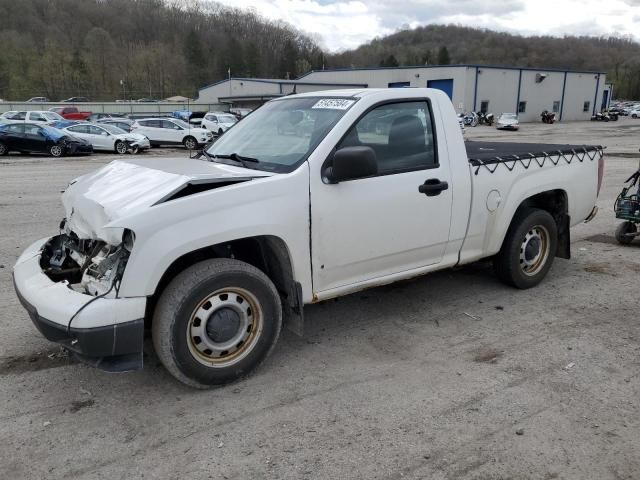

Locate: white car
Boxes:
[629,108,640,119]
[130,118,213,149]
[13,88,604,388]
[496,113,520,130]
[62,123,150,154]
[1,110,64,124]
[201,112,238,135]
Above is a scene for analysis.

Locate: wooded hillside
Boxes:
[1,2,639,101]
[0,0,323,101]
[327,25,640,99]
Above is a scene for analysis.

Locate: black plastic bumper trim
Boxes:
[13,274,144,371]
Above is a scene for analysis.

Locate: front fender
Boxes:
[116,166,312,299]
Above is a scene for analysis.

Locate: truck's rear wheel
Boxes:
[152,258,282,388]
[494,208,558,289]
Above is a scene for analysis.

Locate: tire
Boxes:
[115,141,127,154]
[183,136,197,150]
[632,114,638,119]
[49,144,63,157]
[152,258,283,388]
[0,142,8,156]
[615,221,637,245]
[218,128,223,136]
[130,145,140,155]
[494,208,558,289]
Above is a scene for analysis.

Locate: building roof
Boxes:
[199,77,367,92]
[296,64,607,79]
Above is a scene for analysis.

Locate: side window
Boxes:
[336,101,437,175]
[89,126,108,136]
[69,125,90,134]
[24,125,41,135]
[9,112,27,120]
[162,120,181,130]
[6,124,25,133]
[29,112,46,122]
[518,101,527,113]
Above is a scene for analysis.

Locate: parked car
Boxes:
[1,110,65,125]
[629,108,640,119]
[98,118,134,133]
[49,120,83,130]
[49,107,92,120]
[27,97,49,103]
[201,112,238,135]
[171,110,206,126]
[61,97,90,103]
[497,113,520,130]
[12,88,604,387]
[0,123,92,157]
[130,118,213,149]
[61,122,150,154]
[136,98,159,103]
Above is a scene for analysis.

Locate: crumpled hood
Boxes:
[62,157,272,244]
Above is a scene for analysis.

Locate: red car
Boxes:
[49,107,92,120]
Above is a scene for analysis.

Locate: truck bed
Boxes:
[466,141,602,164]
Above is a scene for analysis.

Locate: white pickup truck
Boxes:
[13,88,604,388]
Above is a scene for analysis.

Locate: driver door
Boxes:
[310,100,453,294]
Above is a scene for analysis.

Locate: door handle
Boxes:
[419,178,449,196]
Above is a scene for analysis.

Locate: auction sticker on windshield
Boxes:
[312,99,355,110]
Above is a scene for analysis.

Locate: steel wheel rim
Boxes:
[186,287,263,368]
[50,145,62,157]
[185,138,196,149]
[519,225,550,276]
[116,142,127,154]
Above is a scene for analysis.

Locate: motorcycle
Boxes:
[477,112,494,126]
[460,111,479,127]
[541,110,556,124]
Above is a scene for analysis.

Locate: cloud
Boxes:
[210,0,640,51]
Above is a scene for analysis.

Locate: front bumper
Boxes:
[13,237,146,371]
[65,143,93,155]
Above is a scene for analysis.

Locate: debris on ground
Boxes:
[463,312,482,321]
[564,362,576,371]
[69,399,95,413]
[43,421,51,427]
[516,428,524,435]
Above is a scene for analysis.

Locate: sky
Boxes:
[212,0,640,51]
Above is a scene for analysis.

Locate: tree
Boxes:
[437,46,451,65]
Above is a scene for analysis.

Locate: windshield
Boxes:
[501,114,517,120]
[206,97,357,172]
[218,114,237,124]
[171,118,191,129]
[40,126,66,141]
[100,123,127,135]
[43,112,63,121]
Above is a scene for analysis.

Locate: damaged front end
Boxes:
[13,221,145,373]
[41,221,134,298]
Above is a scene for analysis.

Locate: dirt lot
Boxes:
[1,120,639,479]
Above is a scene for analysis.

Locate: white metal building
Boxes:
[197,65,610,122]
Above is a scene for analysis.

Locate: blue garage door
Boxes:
[427,79,454,100]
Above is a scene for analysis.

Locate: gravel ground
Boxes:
[1,120,639,479]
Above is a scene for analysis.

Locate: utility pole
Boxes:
[120,79,126,101]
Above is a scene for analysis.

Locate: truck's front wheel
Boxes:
[152,259,282,388]
[494,208,558,289]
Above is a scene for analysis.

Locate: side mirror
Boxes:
[325,146,377,183]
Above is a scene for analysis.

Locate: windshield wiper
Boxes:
[213,153,260,167]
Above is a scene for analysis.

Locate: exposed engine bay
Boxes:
[40,220,132,298]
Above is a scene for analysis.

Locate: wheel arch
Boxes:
[502,189,570,259]
[146,235,304,336]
